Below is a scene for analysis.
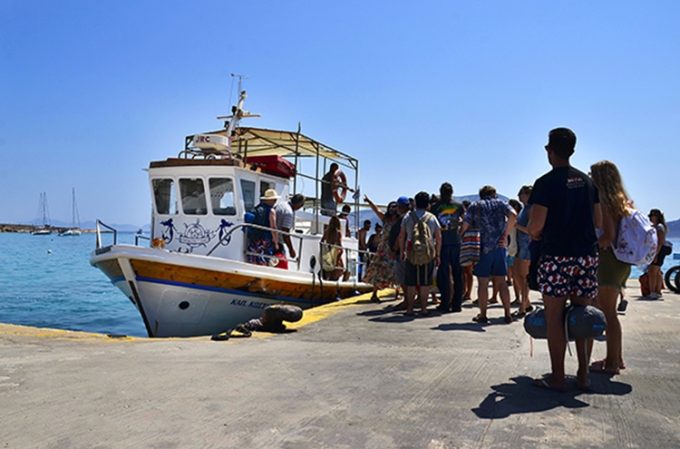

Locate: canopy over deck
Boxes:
[185,126,358,169]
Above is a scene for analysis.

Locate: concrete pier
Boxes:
[1,284,679,448]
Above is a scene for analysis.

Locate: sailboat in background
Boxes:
[32,192,52,235]
[59,188,82,236]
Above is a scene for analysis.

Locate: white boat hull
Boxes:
[92,245,371,337]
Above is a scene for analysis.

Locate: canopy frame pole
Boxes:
[314,141,320,232]
[354,159,360,234]
[293,123,301,195]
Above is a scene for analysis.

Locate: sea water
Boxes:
[0,233,678,337]
[0,232,147,337]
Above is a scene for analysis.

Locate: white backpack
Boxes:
[613,210,658,266]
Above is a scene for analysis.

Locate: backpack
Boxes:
[249,203,272,240]
[407,213,436,266]
[613,209,658,266]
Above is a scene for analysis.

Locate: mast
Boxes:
[216,74,260,157]
[39,192,51,227]
[71,188,81,228]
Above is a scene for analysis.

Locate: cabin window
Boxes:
[260,181,274,198]
[152,178,178,215]
[179,178,207,215]
[209,178,236,216]
[240,179,256,212]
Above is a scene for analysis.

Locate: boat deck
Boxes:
[1,282,679,448]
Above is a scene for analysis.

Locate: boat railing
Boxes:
[95,220,117,250]
[135,234,151,246]
[207,222,373,275]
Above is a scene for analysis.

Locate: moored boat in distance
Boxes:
[59,188,82,236]
[90,86,372,337]
[32,192,52,235]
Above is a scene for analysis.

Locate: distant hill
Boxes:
[667,219,680,238]
[25,218,151,233]
[348,193,511,233]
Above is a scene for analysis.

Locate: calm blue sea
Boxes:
[0,232,147,337]
[0,232,678,337]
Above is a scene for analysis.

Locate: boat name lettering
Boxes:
[230,299,267,309]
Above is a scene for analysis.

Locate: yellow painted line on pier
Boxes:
[0,289,394,343]
[282,289,394,333]
[0,323,144,343]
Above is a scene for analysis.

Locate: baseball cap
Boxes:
[397,196,409,206]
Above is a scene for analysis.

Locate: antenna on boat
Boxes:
[217,73,260,157]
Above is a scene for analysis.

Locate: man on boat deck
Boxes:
[357,219,372,281]
[338,204,352,237]
[321,163,348,216]
[275,193,305,260]
[247,189,280,265]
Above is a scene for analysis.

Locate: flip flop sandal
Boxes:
[533,377,567,392]
[472,314,488,324]
[589,360,620,375]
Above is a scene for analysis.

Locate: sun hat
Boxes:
[261,189,280,200]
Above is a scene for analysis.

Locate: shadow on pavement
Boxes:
[472,375,633,419]
[431,323,487,332]
[356,307,402,317]
[368,314,417,323]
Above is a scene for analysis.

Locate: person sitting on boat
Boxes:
[321,163,348,216]
[321,216,345,281]
[274,193,305,260]
[247,189,280,265]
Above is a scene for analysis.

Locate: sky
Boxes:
[2,0,679,226]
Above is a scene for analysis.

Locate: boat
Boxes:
[90,86,373,337]
[32,192,52,235]
[59,188,82,236]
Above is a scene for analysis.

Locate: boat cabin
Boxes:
[147,126,362,280]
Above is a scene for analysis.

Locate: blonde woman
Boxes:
[589,160,631,374]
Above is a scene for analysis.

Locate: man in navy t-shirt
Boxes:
[528,127,602,391]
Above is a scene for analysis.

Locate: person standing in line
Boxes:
[460,200,475,301]
[507,199,522,306]
[513,185,534,317]
[589,160,632,375]
[320,163,348,216]
[399,191,442,316]
[461,185,516,324]
[274,193,305,260]
[431,182,465,313]
[357,219,372,281]
[388,196,411,305]
[363,197,399,302]
[648,209,669,299]
[528,127,601,391]
[367,223,383,255]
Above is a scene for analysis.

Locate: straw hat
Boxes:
[260,189,280,200]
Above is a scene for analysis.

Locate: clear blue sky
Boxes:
[2,0,679,226]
